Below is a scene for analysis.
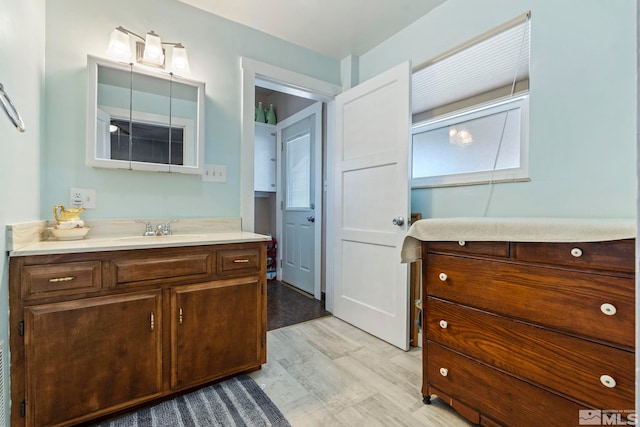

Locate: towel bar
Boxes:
[0,83,25,132]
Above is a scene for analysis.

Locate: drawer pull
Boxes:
[438,273,448,282]
[570,247,583,258]
[439,368,448,377]
[439,320,448,329]
[150,313,155,331]
[600,375,617,388]
[179,308,183,324]
[458,241,466,246]
[600,303,617,316]
[49,276,76,283]
[233,259,250,263]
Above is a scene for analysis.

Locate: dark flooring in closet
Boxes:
[267,280,331,331]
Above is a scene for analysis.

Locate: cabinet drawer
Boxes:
[217,249,260,276]
[426,297,635,409]
[425,241,509,257]
[426,342,588,427]
[425,254,635,348]
[22,261,101,298]
[112,251,212,286]
[513,240,635,273]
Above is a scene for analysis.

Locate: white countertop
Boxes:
[9,231,271,257]
[7,218,272,257]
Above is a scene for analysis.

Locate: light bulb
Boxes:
[105,27,132,62]
[142,31,164,66]
[171,44,191,75]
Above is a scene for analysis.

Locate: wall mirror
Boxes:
[86,55,204,174]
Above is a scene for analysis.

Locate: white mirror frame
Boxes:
[86,55,205,174]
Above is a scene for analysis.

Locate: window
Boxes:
[411,13,530,188]
[286,132,311,209]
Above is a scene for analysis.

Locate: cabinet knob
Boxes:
[570,247,583,258]
[458,241,466,246]
[439,320,448,329]
[600,375,617,388]
[439,368,448,377]
[600,303,617,316]
[439,273,448,282]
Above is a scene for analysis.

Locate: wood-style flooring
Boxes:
[250,316,475,427]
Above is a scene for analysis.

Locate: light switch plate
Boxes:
[202,164,227,183]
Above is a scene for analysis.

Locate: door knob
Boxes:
[392,216,405,226]
[307,216,315,222]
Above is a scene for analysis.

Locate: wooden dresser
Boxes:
[421,239,635,427]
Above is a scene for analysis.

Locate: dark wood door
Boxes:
[171,278,263,390]
[24,291,162,426]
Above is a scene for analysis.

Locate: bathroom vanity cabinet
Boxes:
[421,239,635,426]
[9,241,267,427]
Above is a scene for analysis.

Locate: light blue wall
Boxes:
[44,0,341,221]
[0,0,45,420]
[359,0,637,219]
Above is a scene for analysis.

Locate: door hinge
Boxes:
[20,400,26,417]
[18,320,24,337]
[280,201,284,210]
[261,336,265,347]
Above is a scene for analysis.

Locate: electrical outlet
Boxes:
[202,164,227,183]
[69,188,96,209]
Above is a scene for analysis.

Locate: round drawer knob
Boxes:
[439,320,448,329]
[439,273,448,282]
[439,368,448,377]
[570,247,583,258]
[458,241,466,246]
[600,303,617,316]
[600,375,617,388]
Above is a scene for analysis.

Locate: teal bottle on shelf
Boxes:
[255,102,266,123]
[267,104,277,125]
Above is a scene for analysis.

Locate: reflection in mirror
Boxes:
[87,55,204,174]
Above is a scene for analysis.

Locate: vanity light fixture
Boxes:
[105,26,191,75]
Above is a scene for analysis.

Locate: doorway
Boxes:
[253,86,321,294]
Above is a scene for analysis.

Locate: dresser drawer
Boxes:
[425,254,635,348]
[217,249,261,276]
[426,241,509,257]
[426,342,588,427]
[22,261,101,298]
[426,297,634,409]
[111,249,212,286]
[513,240,634,273]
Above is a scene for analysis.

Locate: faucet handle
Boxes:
[163,219,179,235]
[135,219,155,236]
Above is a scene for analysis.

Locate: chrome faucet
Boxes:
[135,219,178,236]
[163,219,179,235]
[135,220,156,236]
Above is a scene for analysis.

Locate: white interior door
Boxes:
[331,62,411,350]
[277,102,322,297]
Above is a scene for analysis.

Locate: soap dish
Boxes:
[49,226,91,241]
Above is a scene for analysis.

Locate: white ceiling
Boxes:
[177,0,446,59]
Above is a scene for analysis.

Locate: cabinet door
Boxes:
[24,292,162,426]
[171,277,265,390]
[254,123,277,192]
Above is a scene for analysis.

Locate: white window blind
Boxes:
[412,12,530,118]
